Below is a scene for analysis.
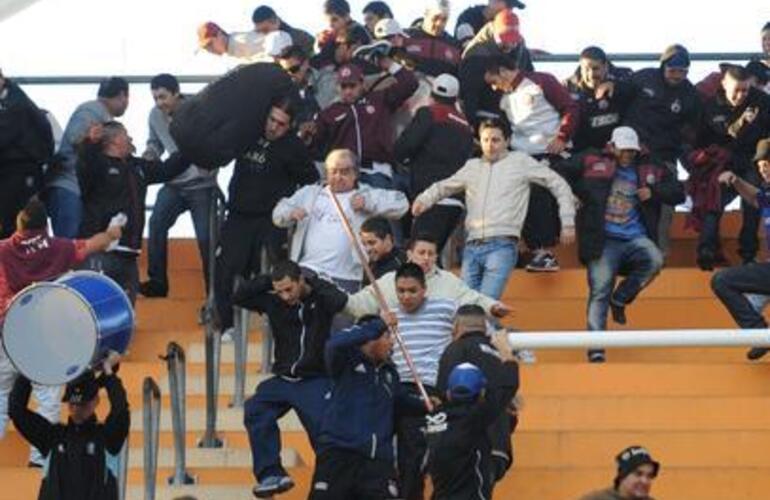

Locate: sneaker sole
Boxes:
[253,482,295,498]
[525,266,560,272]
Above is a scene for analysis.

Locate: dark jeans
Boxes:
[711,262,770,329]
[214,213,287,330]
[412,205,463,256]
[698,168,760,262]
[309,448,399,500]
[522,156,563,249]
[244,376,331,481]
[396,383,437,500]
[587,237,663,331]
[0,170,41,238]
[45,186,82,238]
[146,185,213,291]
[82,252,139,305]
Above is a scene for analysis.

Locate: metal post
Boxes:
[161,342,196,485]
[230,306,250,408]
[259,247,273,374]
[142,377,161,500]
[116,437,129,500]
[198,189,224,448]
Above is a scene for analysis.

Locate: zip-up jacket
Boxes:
[229,133,319,217]
[697,86,770,170]
[9,374,130,500]
[78,148,190,251]
[560,149,685,264]
[318,319,403,461]
[566,74,636,152]
[394,103,475,198]
[499,71,580,155]
[415,151,576,241]
[403,28,462,77]
[312,64,418,165]
[232,273,348,378]
[624,67,700,162]
[425,359,518,500]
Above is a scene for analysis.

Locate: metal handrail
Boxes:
[160,342,196,486]
[116,437,129,500]
[198,187,225,448]
[230,304,250,408]
[142,377,161,500]
[10,51,766,86]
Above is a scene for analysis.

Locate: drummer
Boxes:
[0,198,121,467]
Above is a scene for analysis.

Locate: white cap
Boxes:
[265,30,293,58]
[610,126,641,151]
[432,73,460,98]
[425,0,450,17]
[374,18,407,39]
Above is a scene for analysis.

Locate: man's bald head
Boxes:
[453,304,487,339]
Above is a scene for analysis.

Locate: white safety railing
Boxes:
[505,328,770,349]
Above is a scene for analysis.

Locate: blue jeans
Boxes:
[46,187,82,238]
[587,237,663,331]
[711,262,770,329]
[461,237,518,300]
[146,185,213,290]
[244,376,331,481]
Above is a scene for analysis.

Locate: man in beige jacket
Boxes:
[412,117,576,301]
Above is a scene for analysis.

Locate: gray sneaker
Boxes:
[253,475,295,498]
[526,251,560,272]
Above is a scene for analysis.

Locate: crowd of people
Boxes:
[2,0,770,498]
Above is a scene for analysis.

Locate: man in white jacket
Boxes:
[272,148,408,294]
[412,117,576,300]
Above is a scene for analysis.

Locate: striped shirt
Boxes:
[393,298,457,387]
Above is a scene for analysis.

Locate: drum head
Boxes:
[3,283,97,385]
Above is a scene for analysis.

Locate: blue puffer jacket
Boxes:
[317,319,403,461]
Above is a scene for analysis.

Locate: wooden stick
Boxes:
[325,186,434,412]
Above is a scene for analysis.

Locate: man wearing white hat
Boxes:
[394,74,475,256]
[560,126,684,363]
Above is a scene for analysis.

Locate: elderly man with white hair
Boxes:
[273,149,409,294]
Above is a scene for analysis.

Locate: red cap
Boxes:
[337,64,364,84]
[197,22,225,48]
[494,10,522,46]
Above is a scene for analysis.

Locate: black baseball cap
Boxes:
[62,370,100,404]
[615,446,660,484]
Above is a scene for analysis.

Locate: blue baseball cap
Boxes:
[447,363,487,401]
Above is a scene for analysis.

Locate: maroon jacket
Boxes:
[313,67,418,166]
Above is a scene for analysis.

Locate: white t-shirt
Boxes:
[300,191,360,281]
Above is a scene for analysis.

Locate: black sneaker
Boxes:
[610,301,627,325]
[352,40,392,64]
[696,248,715,271]
[747,347,770,361]
[587,349,606,363]
[139,280,168,298]
[526,251,560,272]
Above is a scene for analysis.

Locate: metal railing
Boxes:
[504,328,770,349]
[198,188,225,448]
[116,437,129,500]
[160,342,196,486]
[142,377,161,500]
[230,305,250,408]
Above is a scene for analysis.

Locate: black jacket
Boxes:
[362,247,407,286]
[566,74,636,153]
[436,331,520,473]
[697,87,770,171]
[0,80,54,175]
[229,133,319,217]
[78,148,189,250]
[402,28,462,77]
[394,103,474,197]
[560,150,685,264]
[233,274,348,378]
[9,375,130,500]
[426,358,518,500]
[623,67,700,162]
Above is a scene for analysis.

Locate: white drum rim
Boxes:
[2,281,99,384]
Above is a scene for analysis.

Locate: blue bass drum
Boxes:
[2,270,134,385]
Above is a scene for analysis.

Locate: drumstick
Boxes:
[325,186,434,413]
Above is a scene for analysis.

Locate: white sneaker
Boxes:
[516,349,537,364]
[220,327,235,344]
